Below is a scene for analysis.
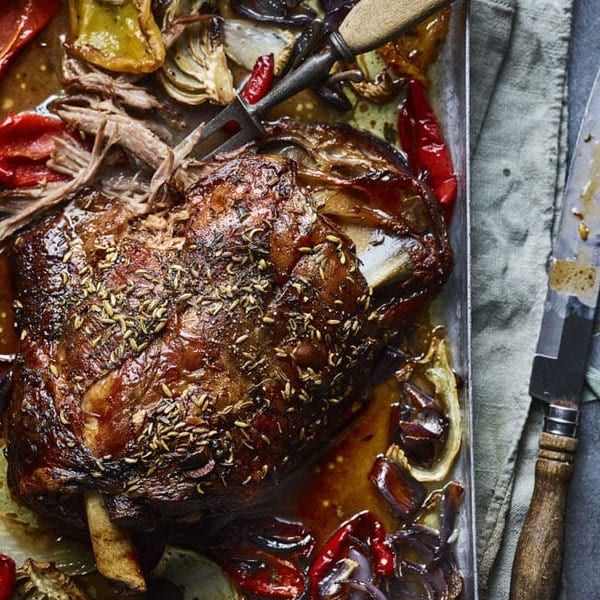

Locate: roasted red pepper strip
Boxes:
[0,0,60,79]
[0,554,15,600]
[0,112,74,188]
[397,79,457,223]
[241,53,275,105]
[219,548,305,599]
[308,511,394,599]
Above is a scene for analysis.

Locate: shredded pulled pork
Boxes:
[62,55,164,111]
[0,122,115,241]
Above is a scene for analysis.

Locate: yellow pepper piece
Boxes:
[378,7,451,85]
[69,0,165,73]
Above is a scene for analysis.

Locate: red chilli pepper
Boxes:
[219,548,305,599]
[0,0,60,79]
[225,53,275,134]
[397,79,457,223]
[241,53,275,105]
[0,553,16,600]
[308,511,394,599]
[0,112,74,188]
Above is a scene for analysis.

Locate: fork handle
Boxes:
[252,50,337,115]
[253,0,456,116]
[339,0,455,55]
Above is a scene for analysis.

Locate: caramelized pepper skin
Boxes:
[0,0,60,79]
[241,53,275,104]
[308,511,394,599]
[0,554,15,600]
[221,550,305,599]
[0,112,76,188]
[397,79,458,223]
[378,7,451,85]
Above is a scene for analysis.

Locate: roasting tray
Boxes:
[0,2,476,596]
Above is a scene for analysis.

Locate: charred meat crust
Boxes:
[260,119,452,322]
[7,121,452,532]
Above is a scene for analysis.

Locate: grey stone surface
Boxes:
[563,1,600,598]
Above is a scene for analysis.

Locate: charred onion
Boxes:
[12,560,91,600]
[223,19,295,76]
[158,16,235,105]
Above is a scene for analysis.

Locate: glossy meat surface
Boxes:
[7,122,452,531]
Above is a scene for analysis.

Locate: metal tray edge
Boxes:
[436,2,478,597]
[463,3,479,598]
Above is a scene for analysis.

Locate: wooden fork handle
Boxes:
[339,0,455,56]
[509,431,578,600]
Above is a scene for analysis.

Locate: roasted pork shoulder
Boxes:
[6,120,452,532]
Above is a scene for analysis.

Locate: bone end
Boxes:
[84,490,147,593]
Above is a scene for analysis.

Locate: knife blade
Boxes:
[510,64,600,600]
[530,66,600,404]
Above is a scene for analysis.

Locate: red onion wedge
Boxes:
[368,456,426,521]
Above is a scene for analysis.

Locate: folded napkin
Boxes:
[470,0,573,596]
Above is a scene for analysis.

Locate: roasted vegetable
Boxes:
[211,516,315,561]
[231,0,315,27]
[391,336,462,483]
[0,554,15,600]
[388,482,464,600]
[220,549,305,599]
[158,16,235,105]
[379,8,451,85]
[391,383,450,469]
[0,0,60,79]
[0,113,77,189]
[319,0,357,30]
[152,546,239,600]
[160,0,204,33]
[12,560,90,600]
[241,53,274,104]
[388,527,463,600]
[68,0,166,73]
[208,516,315,599]
[223,19,295,76]
[308,511,394,599]
[368,455,427,521]
[349,60,402,105]
[398,79,457,222]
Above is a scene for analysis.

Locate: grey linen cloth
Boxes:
[470,0,573,597]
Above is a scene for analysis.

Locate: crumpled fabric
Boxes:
[470,0,573,596]
[583,333,600,401]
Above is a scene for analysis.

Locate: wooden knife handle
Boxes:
[509,432,578,600]
[339,0,454,56]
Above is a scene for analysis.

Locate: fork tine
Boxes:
[204,125,262,159]
[200,101,245,138]
[185,97,264,159]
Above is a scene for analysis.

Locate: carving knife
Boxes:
[510,64,600,600]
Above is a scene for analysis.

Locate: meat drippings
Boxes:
[549,256,600,306]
